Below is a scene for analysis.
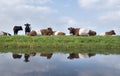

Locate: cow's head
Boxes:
[68,27,75,34]
[19,26,23,30]
[24,23,30,27]
[48,27,52,31]
[110,30,116,35]
[89,30,96,36]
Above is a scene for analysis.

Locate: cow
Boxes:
[13,26,23,35]
[27,30,43,36]
[24,23,31,35]
[0,31,11,36]
[53,31,66,35]
[100,30,116,36]
[41,27,53,35]
[68,27,96,36]
[28,27,53,36]
[27,30,38,36]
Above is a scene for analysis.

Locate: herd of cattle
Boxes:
[0,23,116,36]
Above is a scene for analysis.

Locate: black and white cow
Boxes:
[24,23,31,35]
[13,26,23,35]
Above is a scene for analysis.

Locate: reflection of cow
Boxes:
[30,52,36,56]
[13,26,23,35]
[53,31,66,35]
[67,53,79,59]
[24,54,30,62]
[28,28,53,36]
[67,53,96,59]
[68,27,96,36]
[12,54,22,59]
[0,31,11,36]
[25,23,31,35]
[40,53,53,59]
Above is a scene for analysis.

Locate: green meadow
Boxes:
[0,35,120,54]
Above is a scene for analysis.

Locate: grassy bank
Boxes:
[0,35,120,54]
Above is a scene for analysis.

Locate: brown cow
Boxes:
[68,27,80,36]
[68,27,96,36]
[27,30,37,36]
[41,28,53,35]
[105,30,116,35]
[100,30,116,35]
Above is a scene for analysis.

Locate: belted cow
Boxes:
[100,30,116,36]
[68,27,96,36]
[53,31,66,35]
[0,31,11,36]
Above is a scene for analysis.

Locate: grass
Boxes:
[0,35,120,54]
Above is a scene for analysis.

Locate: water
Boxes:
[0,52,120,76]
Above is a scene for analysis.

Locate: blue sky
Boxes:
[0,0,120,35]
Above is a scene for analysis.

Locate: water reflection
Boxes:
[12,53,95,62]
[12,54,22,59]
[67,53,96,59]
[24,53,30,62]
[40,53,53,59]
[0,52,120,76]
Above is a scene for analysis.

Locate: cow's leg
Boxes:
[14,31,16,35]
[14,30,18,35]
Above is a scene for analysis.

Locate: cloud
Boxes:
[78,0,99,8]
[61,17,79,25]
[23,0,53,6]
[0,0,120,35]
[99,11,120,21]
[0,0,53,4]
[0,0,57,34]
[0,0,56,15]
[78,0,120,9]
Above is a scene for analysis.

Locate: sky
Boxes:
[0,0,120,35]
